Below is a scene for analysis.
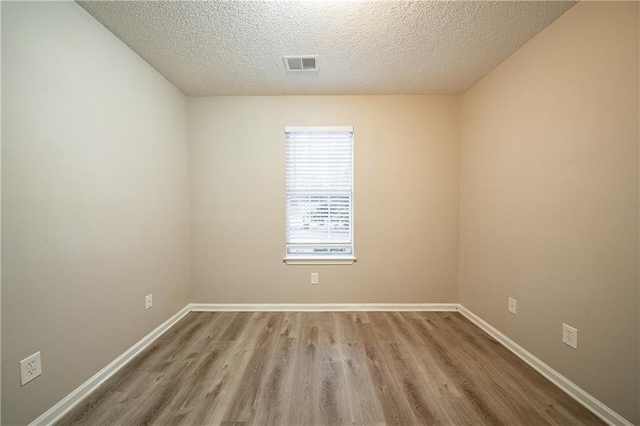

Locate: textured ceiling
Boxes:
[77,1,576,96]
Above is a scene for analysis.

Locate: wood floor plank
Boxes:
[250,328,294,425]
[190,312,270,426]
[286,313,321,425]
[222,313,284,423]
[57,311,605,426]
[355,318,421,425]
[338,341,384,425]
[407,313,509,424]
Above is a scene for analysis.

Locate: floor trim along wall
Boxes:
[30,305,191,426]
[189,303,459,312]
[31,303,630,426]
[458,305,632,426]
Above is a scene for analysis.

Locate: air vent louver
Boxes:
[284,55,318,72]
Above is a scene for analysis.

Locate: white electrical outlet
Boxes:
[311,272,319,285]
[19,352,42,386]
[145,294,153,310]
[562,323,578,349]
[508,297,517,315]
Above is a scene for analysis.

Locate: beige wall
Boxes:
[1,2,3,423]
[1,2,190,424]
[189,96,459,304]
[459,1,639,423]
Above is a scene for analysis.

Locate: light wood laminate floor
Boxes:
[58,311,603,425]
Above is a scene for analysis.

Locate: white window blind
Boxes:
[285,126,354,259]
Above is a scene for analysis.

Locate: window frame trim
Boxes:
[284,125,354,133]
[283,255,357,265]
[284,125,356,265]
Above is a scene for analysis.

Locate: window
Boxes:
[285,126,355,265]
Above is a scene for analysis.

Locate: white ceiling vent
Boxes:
[284,55,318,72]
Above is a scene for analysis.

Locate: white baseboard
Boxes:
[458,305,632,426]
[30,305,191,426]
[188,302,459,312]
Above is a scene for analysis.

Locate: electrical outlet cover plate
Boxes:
[145,294,153,310]
[508,297,517,315]
[562,323,578,349]
[311,272,319,285]
[19,351,42,386]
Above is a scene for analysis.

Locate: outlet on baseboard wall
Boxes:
[311,272,319,285]
[562,323,578,349]
[19,352,42,386]
[508,297,517,315]
[145,294,153,310]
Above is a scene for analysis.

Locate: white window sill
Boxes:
[283,256,357,265]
